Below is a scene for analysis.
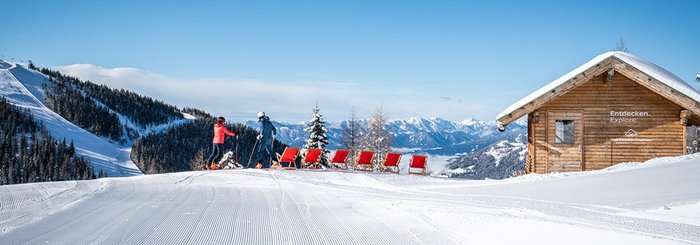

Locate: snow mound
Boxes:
[1,154,699,244]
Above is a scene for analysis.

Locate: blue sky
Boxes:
[2,0,699,122]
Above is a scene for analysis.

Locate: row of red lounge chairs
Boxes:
[272,147,428,175]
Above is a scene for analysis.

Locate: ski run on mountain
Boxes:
[2,55,700,244]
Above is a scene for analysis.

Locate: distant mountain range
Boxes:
[245,117,528,179]
[246,117,527,156]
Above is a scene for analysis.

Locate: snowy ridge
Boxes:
[446,133,528,179]
[0,60,142,177]
[483,140,527,167]
[1,154,699,243]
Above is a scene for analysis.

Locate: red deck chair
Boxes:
[302,148,323,169]
[382,152,402,174]
[354,150,375,171]
[276,147,301,169]
[330,149,351,169]
[408,155,428,175]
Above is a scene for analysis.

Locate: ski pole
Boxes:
[247,137,260,168]
[271,135,277,167]
[235,135,239,165]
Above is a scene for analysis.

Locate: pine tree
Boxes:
[0,97,94,185]
[28,60,37,70]
[341,109,364,169]
[303,103,330,167]
[362,106,392,170]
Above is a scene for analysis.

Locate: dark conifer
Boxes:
[0,97,94,186]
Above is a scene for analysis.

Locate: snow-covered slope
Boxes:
[1,154,699,244]
[0,60,141,177]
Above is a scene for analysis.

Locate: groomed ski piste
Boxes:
[1,154,699,244]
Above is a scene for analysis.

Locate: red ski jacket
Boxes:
[213,123,235,144]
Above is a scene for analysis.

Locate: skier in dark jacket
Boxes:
[205,117,236,170]
[253,112,277,168]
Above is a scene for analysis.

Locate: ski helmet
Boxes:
[217,117,225,123]
[257,111,265,119]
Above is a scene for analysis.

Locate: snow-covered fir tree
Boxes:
[304,104,330,167]
[362,106,392,170]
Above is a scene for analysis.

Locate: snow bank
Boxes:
[1,154,698,244]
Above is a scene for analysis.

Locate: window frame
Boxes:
[554,119,575,144]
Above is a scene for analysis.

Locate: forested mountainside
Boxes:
[131,108,288,174]
[0,97,95,185]
[445,133,528,180]
[37,67,183,144]
[6,61,284,176]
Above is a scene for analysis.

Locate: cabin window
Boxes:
[555,120,575,144]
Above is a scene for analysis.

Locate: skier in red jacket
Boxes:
[205,117,236,170]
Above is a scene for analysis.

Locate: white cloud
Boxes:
[56,64,498,123]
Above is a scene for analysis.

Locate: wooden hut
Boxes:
[496,52,700,174]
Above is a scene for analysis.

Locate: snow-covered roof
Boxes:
[496,51,700,123]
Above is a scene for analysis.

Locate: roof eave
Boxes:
[497,56,616,127]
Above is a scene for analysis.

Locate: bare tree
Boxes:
[362,106,393,170]
[341,108,364,168]
[614,38,629,53]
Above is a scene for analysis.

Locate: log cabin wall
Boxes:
[528,72,686,173]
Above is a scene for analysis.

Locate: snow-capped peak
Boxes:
[461,118,480,126]
[245,116,527,156]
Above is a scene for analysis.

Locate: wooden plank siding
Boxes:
[528,72,686,173]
